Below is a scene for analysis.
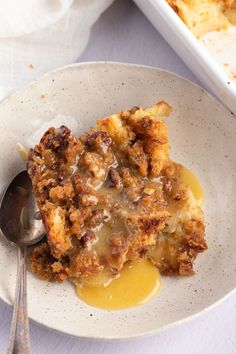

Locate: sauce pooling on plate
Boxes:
[76,166,204,310]
[180,166,204,205]
[76,259,161,310]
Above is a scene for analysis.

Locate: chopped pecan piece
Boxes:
[80,231,97,248]
[107,168,123,189]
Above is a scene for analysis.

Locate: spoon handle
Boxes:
[7,246,31,354]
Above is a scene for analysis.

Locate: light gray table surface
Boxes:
[0,1,235,353]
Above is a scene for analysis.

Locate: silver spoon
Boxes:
[0,171,44,354]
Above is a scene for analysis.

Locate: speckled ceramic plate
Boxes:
[0,62,236,340]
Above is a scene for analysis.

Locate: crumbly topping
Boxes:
[27,101,207,282]
[147,163,207,275]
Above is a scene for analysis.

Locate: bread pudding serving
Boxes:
[27,101,207,293]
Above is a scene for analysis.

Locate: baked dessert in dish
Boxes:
[27,101,207,289]
[167,0,236,37]
[224,0,236,24]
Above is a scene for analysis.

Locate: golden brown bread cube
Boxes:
[167,0,236,37]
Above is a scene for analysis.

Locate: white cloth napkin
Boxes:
[0,0,114,100]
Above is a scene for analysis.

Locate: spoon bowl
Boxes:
[0,170,44,247]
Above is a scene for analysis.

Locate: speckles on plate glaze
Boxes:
[0,62,236,339]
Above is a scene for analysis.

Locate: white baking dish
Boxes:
[134,0,236,115]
